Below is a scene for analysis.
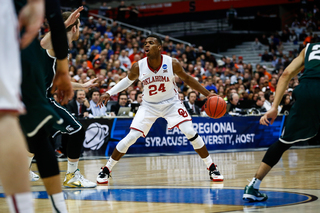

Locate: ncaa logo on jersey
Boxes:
[162,64,168,73]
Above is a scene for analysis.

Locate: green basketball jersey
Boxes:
[43,49,56,98]
[300,43,320,81]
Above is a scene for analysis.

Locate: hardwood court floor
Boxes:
[1,147,320,212]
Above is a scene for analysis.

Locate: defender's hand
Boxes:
[83,78,99,88]
[97,93,110,108]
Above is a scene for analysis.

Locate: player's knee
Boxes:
[179,121,204,149]
[179,121,197,139]
[262,140,292,167]
[189,133,205,149]
[116,129,143,153]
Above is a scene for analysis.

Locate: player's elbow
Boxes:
[40,38,50,49]
[281,69,292,79]
[40,39,46,49]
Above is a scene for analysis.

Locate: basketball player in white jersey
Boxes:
[96,34,224,184]
[0,0,44,212]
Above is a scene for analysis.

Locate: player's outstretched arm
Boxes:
[97,63,140,107]
[71,78,99,90]
[19,0,44,49]
[40,6,83,50]
[172,59,215,98]
[260,48,305,126]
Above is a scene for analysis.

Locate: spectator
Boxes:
[252,96,267,114]
[97,20,107,35]
[179,92,185,101]
[205,76,218,93]
[184,91,201,116]
[81,1,89,23]
[89,90,107,117]
[226,5,237,26]
[85,16,96,30]
[118,50,132,69]
[289,30,298,44]
[67,90,90,118]
[227,93,241,114]
[299,30,308,41]
[185,45,196,63]
[280,93,293,114]
[252,38,263,50]
[129,4,139,24]
[128,89,137,103]
[261,50,273,62]
[117,1,130,22]
[132,91,143,104]
[280,30,289,42]
[260,34,269,46]
[91,40,102,53]
[111,92,129,115]
[98,2,111,17]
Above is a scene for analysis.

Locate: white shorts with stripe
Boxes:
[130,95,192,137]
[0,1,24,113]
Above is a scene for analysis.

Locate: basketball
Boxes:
[204,96,227,119]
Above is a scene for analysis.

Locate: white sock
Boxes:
[6,192,34,213]
[49,192,68,213]
[28,156,34,168]
[106,157,118,171]
[67,161,78,173]
[202,155,213,169]
[249,177,261,189]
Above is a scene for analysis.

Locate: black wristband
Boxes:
[45,0,68,60]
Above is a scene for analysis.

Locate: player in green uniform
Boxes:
[15,0,73,212]
[243,43,319,201]
[40,7,97,188]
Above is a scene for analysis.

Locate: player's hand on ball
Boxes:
[97,93,110,108]
[207,92,217,98]
[260,107,278,126]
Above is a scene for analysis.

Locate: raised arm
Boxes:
[18,0,44,49]
[172,58,214,98]
[97,62,140,107]
[45,0,73,104]
[40,6,83,50]
[260,47,305,126]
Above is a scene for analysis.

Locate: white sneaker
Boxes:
[63,169,97,188]
[29,171,40,181]
[96,167,111,184]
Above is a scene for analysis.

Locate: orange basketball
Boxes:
[204,96,227,119]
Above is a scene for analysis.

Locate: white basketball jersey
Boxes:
[138,55,178,103]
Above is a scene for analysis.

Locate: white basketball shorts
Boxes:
[130,96,192,137]
[0,0,24,113]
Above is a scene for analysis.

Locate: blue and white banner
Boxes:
[108,116,283,156]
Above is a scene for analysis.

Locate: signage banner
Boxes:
[79,118,114,157]
[108,116,283,156]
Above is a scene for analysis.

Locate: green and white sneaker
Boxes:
[243,185,268,202]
